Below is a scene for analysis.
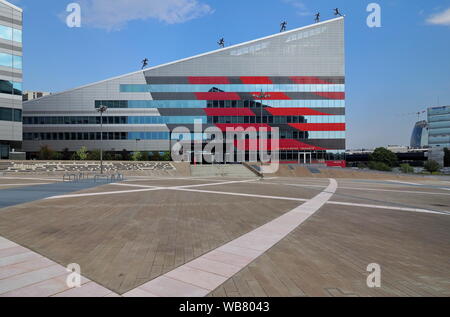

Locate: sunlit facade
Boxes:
[0,0,22,159]
[23,17,346,164]
[410,120,428,148]
[428,106,450,148]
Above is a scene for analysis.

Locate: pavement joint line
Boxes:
[326,201,449,215]
[172,178,259,189]
[44,187,165,200]
[167,187,310,202]
[168,187,448,215]
[263,181,450,196]
[44,179,259,200]
[122,179,338,297]
[385,180,421,186]
[42,179,449,215]
[111,183,162,189]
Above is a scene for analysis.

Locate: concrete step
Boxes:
[190,164,256,178]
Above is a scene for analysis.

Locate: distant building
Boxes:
[0,0,22,159]
[22,91,51,101]
[427,106,450,149]
[410,120,428,148]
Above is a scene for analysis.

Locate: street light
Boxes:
[96,105,108,174]
[135,138,141,153]
[253,90,271,162]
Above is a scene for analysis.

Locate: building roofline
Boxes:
[25,16,344,104]
[0,0,22,12]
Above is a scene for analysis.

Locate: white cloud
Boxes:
[426,8,450,26]
[282,0,310,17]
[75,0,214,31]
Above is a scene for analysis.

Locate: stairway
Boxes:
[190,164,257,178]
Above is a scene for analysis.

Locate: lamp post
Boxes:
[135,138,141,153]
[96,105,108,174]
[253,90,271,162]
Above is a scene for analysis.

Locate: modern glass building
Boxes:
[410,120,428,148]
[428,106,450,148]
[23,17,346,164]
[0,0,22,159]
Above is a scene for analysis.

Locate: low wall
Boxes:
[0,160,191,177]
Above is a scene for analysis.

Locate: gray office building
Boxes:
[428,106,450,148]
[0,0,22,159]
[23,17,346,164]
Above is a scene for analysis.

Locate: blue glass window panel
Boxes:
[429,136,450,144]
[13,55,22,69]
[0,26,21,43]
[121,84,345,93]
[0,25,12,41]
[12,82,22,95]
[0,80,21,95]
[116,100,345,108]
[171,133,208,141]
[428,121,450,129]
[12,28,22,43]
[0,53,12,68]
[428,128,450,136]
[303,116,345,124]
[127,116,206,124]
[428,114,450,122]
[428,107,450,116]
[128,132,169,140]
[128,100,206,108]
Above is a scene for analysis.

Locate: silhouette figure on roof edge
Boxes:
[141,58,148,69]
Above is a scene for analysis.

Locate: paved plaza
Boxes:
[0,173,449,297]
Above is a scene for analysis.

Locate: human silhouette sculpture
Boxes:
[280,21,287,32]
[217,38,225,48]
[315,12,320,23]
[334,8,343,16]
[141,58,148,69]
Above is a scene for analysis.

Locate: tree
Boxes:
[61,148,71,160]
[369,147,398,167]
[87,149,101,161]
[132,152,142,161]
[72,146,88,160]
[162,151,172,161]
[121,149,130,161]
[38,145,55,160]
[368,161,392,172]
[150,151,161,161]
[52,152,63,160]
[140,152,149,161]
[424,160,441,173]
[103,152,113,161]
[400,163,414,174]
[444,148,450,167]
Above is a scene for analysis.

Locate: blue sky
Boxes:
[10,0,450,148]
